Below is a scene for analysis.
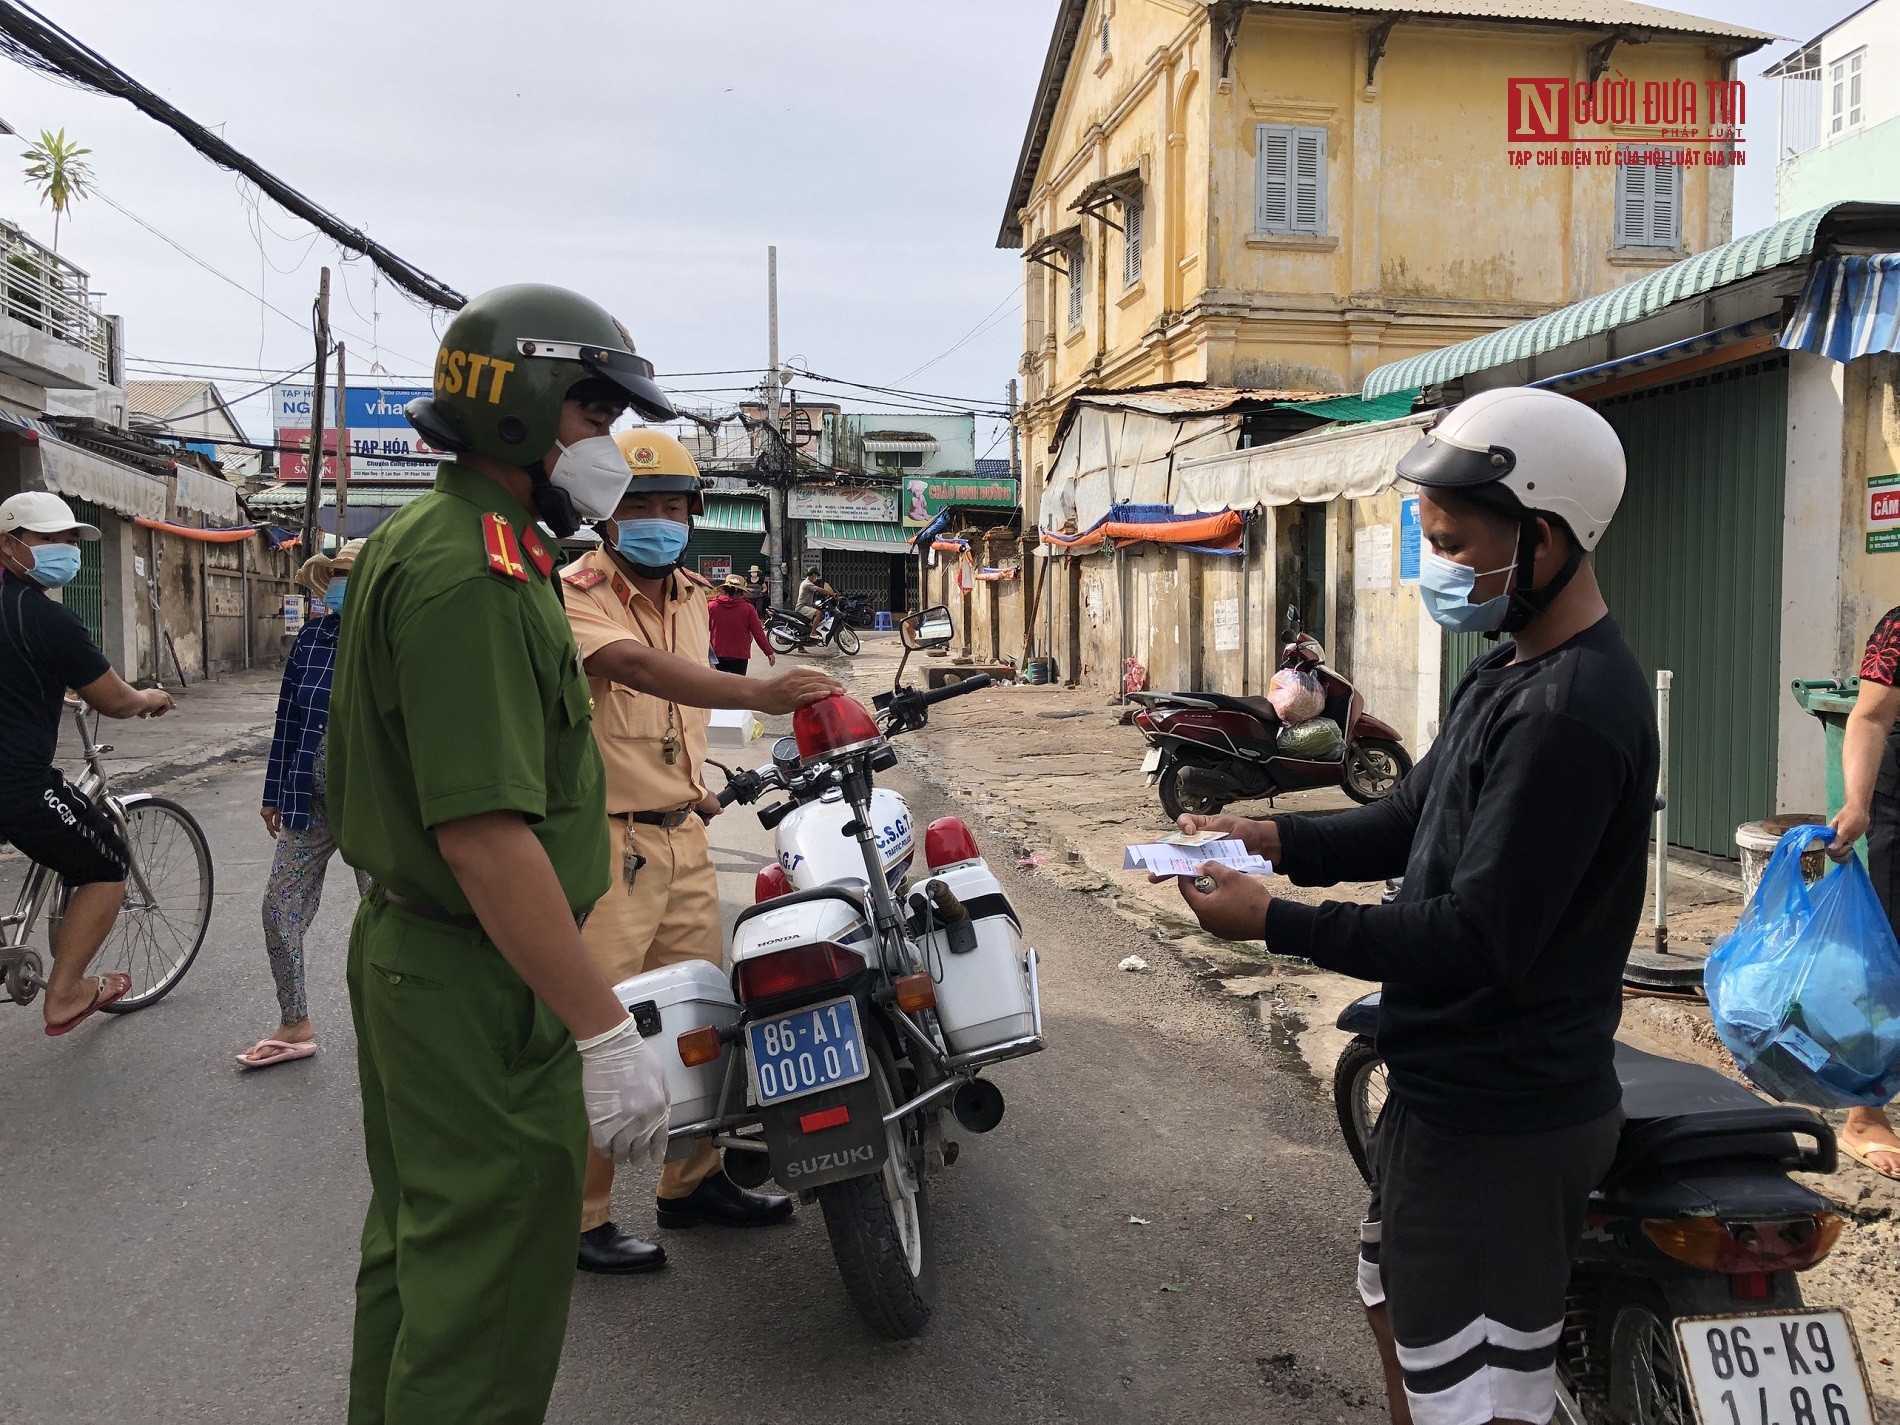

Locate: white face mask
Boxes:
[547,436,633,522]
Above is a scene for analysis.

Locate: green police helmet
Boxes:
[404,283,676,464]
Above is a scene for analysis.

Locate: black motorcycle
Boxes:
[766,596,861,656]
[1333,993,1874,1425]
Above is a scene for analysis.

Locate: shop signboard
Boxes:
[1869,474,1900,554]
[273,383,439,481]
[900,474,1019,528]
[787,486,899,523]
[699,556,734,584]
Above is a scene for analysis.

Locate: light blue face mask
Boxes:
[27,543,81,589]
[323,576,347,613]
[1417,549,1516,633]
[615,518,690,570]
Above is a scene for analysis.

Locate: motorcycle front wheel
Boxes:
[816,1049,935,1339]
[1342,738,1413,805]
[1157,758,1227,822]
[768,624,801,655]
[833,624,862,656]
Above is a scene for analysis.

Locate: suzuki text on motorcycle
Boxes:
[609,606,1042,1338]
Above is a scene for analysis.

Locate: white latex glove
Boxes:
[576,1015,671,1167]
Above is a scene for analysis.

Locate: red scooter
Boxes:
[1129,609,1412,820]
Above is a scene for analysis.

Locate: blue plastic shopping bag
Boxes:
[1704,824,1900,1109]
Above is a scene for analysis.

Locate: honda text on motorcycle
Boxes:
[1130,605,1412,820]
[607,607,1042,1338]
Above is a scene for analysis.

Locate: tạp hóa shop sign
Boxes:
[901,475,1018,527]
[1870,475,1900,554]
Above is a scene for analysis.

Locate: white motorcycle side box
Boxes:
[612,959,739,1130]
[730,891,876,970]
[915,860,1036,1055]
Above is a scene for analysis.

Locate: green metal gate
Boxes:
[1595,356,1788,857]
[1436,356,1788,857]
[65,495,105,646]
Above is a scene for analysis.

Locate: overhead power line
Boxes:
[0,0,466,310]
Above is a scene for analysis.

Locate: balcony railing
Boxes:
[0,219,113,385]
[1779,71,1824,160]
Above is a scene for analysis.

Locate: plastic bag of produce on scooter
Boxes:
[1267,668,1325,723]
[1276,715,1344,760]
[1705,824,1900,1109]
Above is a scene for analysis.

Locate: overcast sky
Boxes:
[0,0,1858,457]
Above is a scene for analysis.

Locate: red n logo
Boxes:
[1508,79,1570,141]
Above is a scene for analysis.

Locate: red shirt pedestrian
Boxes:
[708,582,773,674]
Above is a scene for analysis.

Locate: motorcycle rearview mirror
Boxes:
[901,605,954,651]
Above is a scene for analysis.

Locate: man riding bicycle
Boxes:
[1170,390,1658,1425]
[0,492,172,1035]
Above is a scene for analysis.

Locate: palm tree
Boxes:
[21,128,93,251]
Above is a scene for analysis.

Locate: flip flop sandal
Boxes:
[235,1039,319,1071]
[44,973,132,1036]
[1840,1136,1900,1181]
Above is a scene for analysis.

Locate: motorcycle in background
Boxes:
[614,606,1042,1339]
[1129,606,1411,820]
[766,596,861,656]
[1333,994,1875,1425]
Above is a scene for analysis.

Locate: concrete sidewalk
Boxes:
[59,666,283,793]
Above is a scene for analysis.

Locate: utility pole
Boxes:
[764,245,789,608]
[299,266,331,556]
[1007,378,1021,480]
[333,342,350,550]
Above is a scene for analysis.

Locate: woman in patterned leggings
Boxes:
[237,540,370,1070]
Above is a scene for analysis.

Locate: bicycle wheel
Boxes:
[83,795,214,1012]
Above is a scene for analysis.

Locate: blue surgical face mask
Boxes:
[614,518,690,570]
[27,543,80,589]
[1417,549,1516,633]
[323,576,347,613]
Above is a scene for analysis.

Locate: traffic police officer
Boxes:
[329,283,676,1425]
[562,429,839,1272]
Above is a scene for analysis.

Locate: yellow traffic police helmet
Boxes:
[614,429,704,514]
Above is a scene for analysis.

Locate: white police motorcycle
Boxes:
[611,607,1043,1338]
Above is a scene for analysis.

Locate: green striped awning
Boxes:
[804,519,911,554]
[1280,389,1420,423]
[1361,204,1846,398]
[701,496,765,534]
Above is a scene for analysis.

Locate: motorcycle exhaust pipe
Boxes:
[1177,763,1256,801]
[722,1140,774,1189]
[951,1079,1006,1134]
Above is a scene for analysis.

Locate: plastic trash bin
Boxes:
[1790,677,1863,857]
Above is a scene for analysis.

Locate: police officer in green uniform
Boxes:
[329,284,681,1425]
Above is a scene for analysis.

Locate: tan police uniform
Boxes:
[562,547,722,1223]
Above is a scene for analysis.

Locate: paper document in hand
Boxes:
[1123,837,1273,877]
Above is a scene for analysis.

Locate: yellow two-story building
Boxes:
[1002,0,1770,528]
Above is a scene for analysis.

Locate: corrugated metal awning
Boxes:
[36,436,168,520]
[246,484,430,510]
[174,465,241,522]
[700,496,765,534]
[804,519,911,554]
[861,437,939,455]
[1781,255,1900,363]
[1361,204,1847,398]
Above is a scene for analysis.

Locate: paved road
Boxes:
[1,728,1386,1424]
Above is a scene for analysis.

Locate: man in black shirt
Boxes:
[0,492,173,1035]
[1171,389,1658,1425]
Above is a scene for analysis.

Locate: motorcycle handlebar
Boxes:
[917,673,991,707]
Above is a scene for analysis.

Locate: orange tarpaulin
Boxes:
[1040,509,1244,551]
[134,516,260,544]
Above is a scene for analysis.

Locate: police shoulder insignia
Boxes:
[677,566,711,589]
[563,565,607,591]
[519,524,555,578]
[482,512,528,582]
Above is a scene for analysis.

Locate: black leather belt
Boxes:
[379,888,586,931]
[616,808,696,829]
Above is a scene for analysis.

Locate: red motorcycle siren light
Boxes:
[754,863,793,903]
[793,693,881,760]
[924,816,981,869]
[736,942,866,1002]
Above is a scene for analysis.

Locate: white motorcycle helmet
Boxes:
[1397,386,1626,631]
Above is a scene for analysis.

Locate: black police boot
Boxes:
[655,1171,795,1230]
[577,1222,668,1275]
